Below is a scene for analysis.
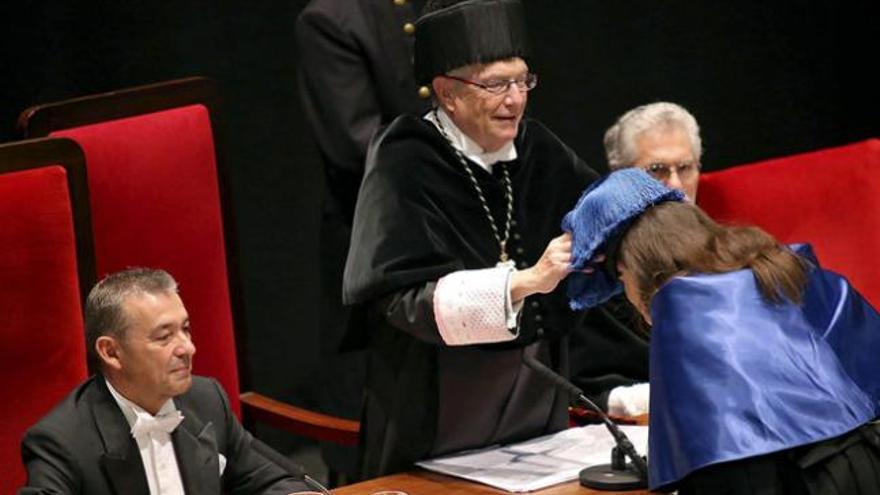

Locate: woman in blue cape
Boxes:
[564,169,880,494]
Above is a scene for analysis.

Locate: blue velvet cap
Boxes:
[562,169,685,310]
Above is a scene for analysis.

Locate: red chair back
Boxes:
[0,138,93,492]
[20,78,244,416]
[698,139,880,307]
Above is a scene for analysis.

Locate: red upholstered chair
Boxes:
[0,138,94,492]
[698,138,880,308]
[19,77,359,445]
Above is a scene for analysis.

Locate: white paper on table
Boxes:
[415,424,648,492]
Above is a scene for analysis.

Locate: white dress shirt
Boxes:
[106,381,186,495]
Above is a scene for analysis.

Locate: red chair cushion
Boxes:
[51,105,241,415]
[698,139,880,308]
[0,166,88,492]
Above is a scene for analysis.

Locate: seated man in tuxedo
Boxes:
[20,268,310,495]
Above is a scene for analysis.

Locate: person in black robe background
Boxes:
[297,0,429,225]
[343,0,599,478]
[296,0,429,481]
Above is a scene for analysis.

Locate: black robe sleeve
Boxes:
[378,282,445,345]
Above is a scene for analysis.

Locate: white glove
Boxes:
[607,382,650,416]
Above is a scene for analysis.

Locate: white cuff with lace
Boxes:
[607,382,651,416]
[433,266,523,346]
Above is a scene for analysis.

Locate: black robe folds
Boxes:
[570,294,649,411]
[343,114,597,477]
[296,0,430,477]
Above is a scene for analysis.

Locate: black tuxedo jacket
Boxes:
[19,375,307,495]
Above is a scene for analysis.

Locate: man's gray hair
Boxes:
[85,267,178,369]
[603,102,702,170]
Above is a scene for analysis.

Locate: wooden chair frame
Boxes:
[0,137,96,301]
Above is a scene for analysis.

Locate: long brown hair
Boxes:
[618,202,808,311]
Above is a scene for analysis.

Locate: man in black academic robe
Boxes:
[343,0,598,477]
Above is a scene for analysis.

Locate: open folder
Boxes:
[416,424,649,492]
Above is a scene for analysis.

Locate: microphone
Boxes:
[251,437,332,495]
[523,353,648,491]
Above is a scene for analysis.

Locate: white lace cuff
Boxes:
[434,266,521,346]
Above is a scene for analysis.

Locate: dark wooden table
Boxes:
[333,414,651,494]
[332,468,650,494]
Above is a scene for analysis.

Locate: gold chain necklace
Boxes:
[433,108,514,263]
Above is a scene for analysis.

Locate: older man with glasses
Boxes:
[343,0,599,478]
[604,101,703,202]
[570,102,704,420]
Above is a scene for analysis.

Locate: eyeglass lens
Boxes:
[484,74,537,94]
[646,162,699,180]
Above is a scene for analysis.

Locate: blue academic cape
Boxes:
[647,246,880,490]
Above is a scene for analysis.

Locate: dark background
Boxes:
[2,0,877,448]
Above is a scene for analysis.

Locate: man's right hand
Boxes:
[510,233,573,303]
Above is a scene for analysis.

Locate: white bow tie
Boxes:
[131,411,184,440]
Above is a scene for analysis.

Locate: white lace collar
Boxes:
[425,107,518,172]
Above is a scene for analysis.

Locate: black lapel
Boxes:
[173,397,220,495]
[92,377,151,495]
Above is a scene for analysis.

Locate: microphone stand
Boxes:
[523,354,648,491]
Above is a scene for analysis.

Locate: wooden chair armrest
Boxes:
[240,391,360,446]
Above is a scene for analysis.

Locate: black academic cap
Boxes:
[414,0,530,85]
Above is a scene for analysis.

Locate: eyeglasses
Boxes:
[643,161,700,182]
[442,73,538,95]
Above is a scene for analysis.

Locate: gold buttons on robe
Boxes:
[403,22,416,35]
[418,85,431,99]
[393,0,407,5]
